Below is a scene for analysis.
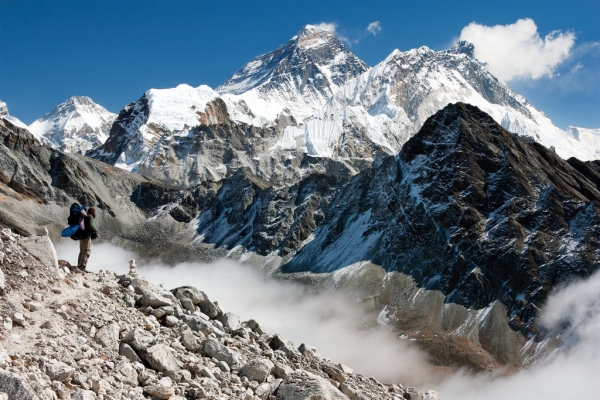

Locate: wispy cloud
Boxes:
[313,22,351,44]
[367,21,382,36]
[313,21,383,46]
[459,18,575,81]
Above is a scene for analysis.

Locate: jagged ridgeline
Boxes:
[1,103,600,371]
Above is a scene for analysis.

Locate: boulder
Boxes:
[119,343,142,363]
[44,362,75,382]
[122,328,156,351]
[240,359,274,383]
[179,315,223,336]
[246,319,267,334]
[203,338,239,368]
[180,297,195,312]
[94,322,120,352]
[0,370,38,400]
[273,362,293,379]
[180,330,198,352]
[143,344,180,373]
[145,384,174,399]
[197,299,220,319]
[276,370,349,400]
[219,312,242,332]
[138,291,173,308]
[171,286,206,305]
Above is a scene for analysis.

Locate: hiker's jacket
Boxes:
[72,215,98,240]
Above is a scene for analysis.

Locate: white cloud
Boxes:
[459,18,575,81]
[314,22,338,34]
[313,22,351,44]
[367,21,382,36]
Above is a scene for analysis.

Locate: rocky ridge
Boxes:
[0,228,438,400]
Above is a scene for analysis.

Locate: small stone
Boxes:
[44,362,75,382]
[145,385,175,399]
[119,343,142,363]
[164,315,179,327]
[240,359,274,383]
[12,313,25,327]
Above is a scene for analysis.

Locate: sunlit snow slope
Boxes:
[28,96,116,154]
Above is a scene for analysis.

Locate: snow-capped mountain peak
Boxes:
[0,100,29,130]
[28,96,116,154]
[217,25,370,124]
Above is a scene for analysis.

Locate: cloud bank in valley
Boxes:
[55,241,600,397]
[459,18,575,81]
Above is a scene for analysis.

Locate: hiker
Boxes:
[72,207,98,270]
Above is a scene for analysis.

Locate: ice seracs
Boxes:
[28,96,116,154]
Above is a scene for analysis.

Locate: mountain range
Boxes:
[3,25,598,187]
[1,24,600,373]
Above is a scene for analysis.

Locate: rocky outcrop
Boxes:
[0,228,435,399]
[190,103,600,367]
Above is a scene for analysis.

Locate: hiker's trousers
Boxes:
[78,237,92,268]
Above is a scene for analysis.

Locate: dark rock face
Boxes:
[193,103,600,338]
[87,97,150,165]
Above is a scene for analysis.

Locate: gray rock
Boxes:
[119,342,142,363]
[143,344,180,373]
[0,370,39,400]
[94,322,120,352]
[246,319,267,334]
[12,313,25,327]
[179,315,223,336]
[323,365,346,383]
[171,286,206,305]
[117,361,138,386]
[138,291,173,308]
[18,235,59,273]
[71,389,96,400]
[279,345,301,360]
[164,315,179,327]
[179,297,195,312]
[270,334,287,350]
[122,328,156,351]
[240,359,274,383]
[273,363,293,379]
[203,338,240,368]
[219,312,242,332]
[298,343,316,358]
[44,362,75,382]
[276,370,349,400]
[339,382,363,400]
[145,384,174,400]
[197,299,220,319]
[180,330,198,351]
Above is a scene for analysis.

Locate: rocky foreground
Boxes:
[0,229,438,400]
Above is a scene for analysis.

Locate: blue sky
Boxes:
[1,0,598,129]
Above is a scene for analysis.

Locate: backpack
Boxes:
[67,203,86,226]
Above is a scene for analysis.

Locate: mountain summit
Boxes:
[28,96,116,154]
[217,25,369,123]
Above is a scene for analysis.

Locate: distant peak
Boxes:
[448,40,475,58]
[293,24,336,41]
